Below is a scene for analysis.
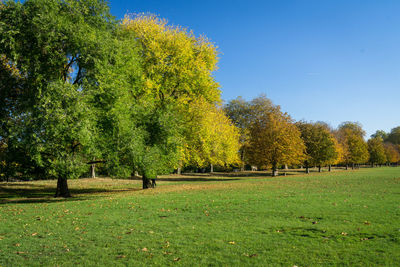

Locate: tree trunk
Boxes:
[142,174,152,189]
[177,160,182,175]
[318,165,321,172]
[352,163,355,170]
[210,164,214,173]
[91,164,96,178]
[55,177,71,198]
[345,164,348,170]
[328,165,331,172]
[305,162,310,174]
[284,164,288,170]
[240,149,245,171]
[272,164,278,177]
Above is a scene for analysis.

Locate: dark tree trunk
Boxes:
[55,177,71,198]
[328,165,331,172]
[318,165,321,172]
[305,162,310,174]
[345,164,348,170]
[352,163,355,170]
[142,174,152,189]
[240,149,245,171]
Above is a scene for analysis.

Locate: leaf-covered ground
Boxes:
[0,167,399,266]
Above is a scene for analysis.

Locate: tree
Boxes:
[0,0,121,196]
[367,137,387,166]
[335,122,369,169]
[247,98,304,176]
[181,98,240,171]
[224,97,253,171]
[122,14,220,104]
[296,121,338,173]
[122,14,224,185]
[371,130,388,140]
[384,143,400,165]
[386,127,400,145]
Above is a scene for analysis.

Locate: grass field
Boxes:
[0,167,399,266]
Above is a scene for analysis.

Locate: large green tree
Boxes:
[0,0,126,196]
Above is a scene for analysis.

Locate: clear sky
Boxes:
[109,0,400,138]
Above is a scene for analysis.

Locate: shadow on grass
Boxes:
[0,182,141,205]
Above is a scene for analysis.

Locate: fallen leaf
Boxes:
[116,255,126,259]
[341,232,347,236]
[16,251,25,254]
[174,257,180,261]
[228,241,235,245]
[243,253,258,257]
[31,233,38,236]
[14,243,20,247]
[142,247,148,252]
[312,221,318,224]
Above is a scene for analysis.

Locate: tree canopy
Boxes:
[246,96,305,176]
[296,121,338,172]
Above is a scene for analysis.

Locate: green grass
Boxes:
[0,167,399,266]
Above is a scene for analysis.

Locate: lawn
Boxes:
[0,167,399,266]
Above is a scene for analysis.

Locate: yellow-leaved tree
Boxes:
[122,14,239,174]
[122,14,220,104]
[247,97,305,176]
[180,98,240,172]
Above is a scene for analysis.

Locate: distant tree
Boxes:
[367,137,387,166]
[337,122,366,137]
[386,127,400,145]
[224,96,269,171]
[182,98,240,171]
[335,122,369,169]
[371,130,388,140]
[296,121,338,173]
[384,143,400,165]
[248,100,304,176]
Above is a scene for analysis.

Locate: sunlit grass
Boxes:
[0,167,399,266]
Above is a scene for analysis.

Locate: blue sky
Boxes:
[109,0,400,138]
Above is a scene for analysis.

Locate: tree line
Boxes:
[1,0,399,197]
[225,96,400,176]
